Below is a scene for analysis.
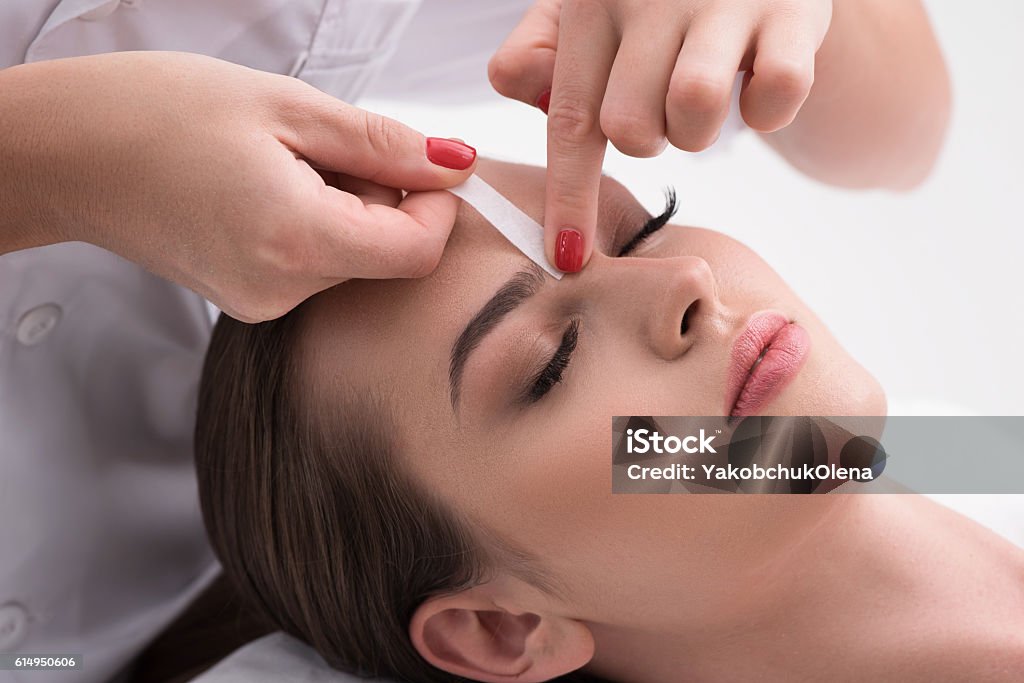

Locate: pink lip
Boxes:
[725,311,811,417]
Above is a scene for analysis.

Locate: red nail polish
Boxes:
[536,88,551,115]
[555,228,583,273]
[426,137,477,170]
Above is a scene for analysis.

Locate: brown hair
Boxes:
[193,300,607,682]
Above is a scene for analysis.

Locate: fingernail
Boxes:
[535,88,551,115]
[426,137,476,170]
[555,228,584,273]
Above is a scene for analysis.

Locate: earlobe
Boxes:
[409,589,595,683]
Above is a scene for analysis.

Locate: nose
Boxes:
[583,252,719,360]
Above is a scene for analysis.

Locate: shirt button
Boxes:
[0,602,29,650]
[16,303,63,346]
[78,0,122,21]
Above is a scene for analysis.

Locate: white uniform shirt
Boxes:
[0,1,531,681]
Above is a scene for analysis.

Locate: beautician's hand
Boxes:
[0,51,477,322]
[488,0,832,272]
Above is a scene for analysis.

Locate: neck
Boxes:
[586,494,1024,682]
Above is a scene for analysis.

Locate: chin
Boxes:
[775,362,887,418]
[836,362,888,417]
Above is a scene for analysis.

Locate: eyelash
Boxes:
[618,188,679,257]
[525,318,580,403]
[526,189,678,403]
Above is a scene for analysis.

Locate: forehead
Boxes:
[299,161,647,441]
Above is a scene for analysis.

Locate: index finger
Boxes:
[544,1,618,273]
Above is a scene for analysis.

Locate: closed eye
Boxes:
[523,189,679,404]
[523,318,580,404]
[617,189,678,257]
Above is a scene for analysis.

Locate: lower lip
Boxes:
[730,321,811,417]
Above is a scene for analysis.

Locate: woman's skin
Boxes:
[300,160,1024,682]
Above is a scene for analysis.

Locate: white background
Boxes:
[364,1,1024,415]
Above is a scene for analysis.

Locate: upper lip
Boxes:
[724,311,791,415]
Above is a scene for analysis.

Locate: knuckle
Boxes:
[665,124,718,153]
[547,99,599,142]
[758,57,814,101]
[267,74,315,109]
[361,110,401,162]
[667,71,729,116]
[601,107,665,158]
[487,50,527,96]
[274,73,317,101]
[546,176,593,217]
[268,82,320,137]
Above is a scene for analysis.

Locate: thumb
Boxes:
[274,84,477,191]
[309,185,462,280]
[488,0,560,109]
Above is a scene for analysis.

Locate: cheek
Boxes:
[446,387,630,563]
[458,406,863,629]
[465,412,675,617]
[689,229,790,309]
[580,343,714,415]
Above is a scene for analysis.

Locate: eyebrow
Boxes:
[448,261,546,411]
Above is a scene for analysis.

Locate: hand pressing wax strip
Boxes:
[448,175,563,280]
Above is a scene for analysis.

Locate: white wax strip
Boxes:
[448,175,563,280]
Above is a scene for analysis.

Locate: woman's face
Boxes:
[303,159,885,632]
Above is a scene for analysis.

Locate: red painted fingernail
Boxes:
[535,88,551,115]
[555,228,584,273]
[426,137,477,170]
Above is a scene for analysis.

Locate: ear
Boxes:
[409,585,595,683]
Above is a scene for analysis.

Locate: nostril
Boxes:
[680,300,698,336]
